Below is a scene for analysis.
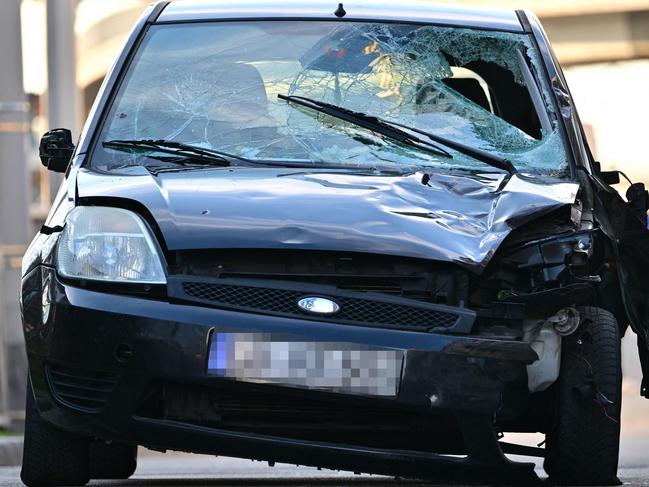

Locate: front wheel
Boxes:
[90,441,138,479]
[544,306,622,485]
[21,377,91,487]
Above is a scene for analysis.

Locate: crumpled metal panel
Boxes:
[76,167,578,273]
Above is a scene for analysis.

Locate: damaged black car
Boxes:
[20,1,649,486]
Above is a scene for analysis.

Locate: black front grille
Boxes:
[47,365,118,412]
[177,280,463,331]
[184,282,301,313]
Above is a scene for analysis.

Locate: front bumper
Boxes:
[22,266,539,483]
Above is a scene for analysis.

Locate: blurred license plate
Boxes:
[207,332,404,397]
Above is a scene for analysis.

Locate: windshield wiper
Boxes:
[279,94,452,160]
[102,139,253,167]
[103,139,415,174]
[279,94,516,174]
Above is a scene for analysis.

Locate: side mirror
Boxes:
[600,171,620,185]
[626,182,649,222]
[592,160,621,185]
[39,128,74,173]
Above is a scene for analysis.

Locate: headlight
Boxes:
[56,206,166,284]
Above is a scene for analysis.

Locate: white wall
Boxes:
[565,60,649,437]
[565,60,649,182]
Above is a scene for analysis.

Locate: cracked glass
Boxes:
[93,21,569,176]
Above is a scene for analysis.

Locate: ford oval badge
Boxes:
[297,297,340,314]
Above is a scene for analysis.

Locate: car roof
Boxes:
[156,0,525,32]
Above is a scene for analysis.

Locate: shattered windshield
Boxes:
[93,21,569,176]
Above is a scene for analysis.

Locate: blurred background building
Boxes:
[1,0,649,436]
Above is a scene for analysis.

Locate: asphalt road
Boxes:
[2,440,649,487]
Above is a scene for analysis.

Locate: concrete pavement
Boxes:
[2,444,649,486]
[0,439,20,468]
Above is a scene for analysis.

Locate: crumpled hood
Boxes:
[76,167,578,272]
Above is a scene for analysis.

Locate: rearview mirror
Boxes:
[39,128,74,173]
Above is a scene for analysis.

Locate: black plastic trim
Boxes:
[153,16,524,33]
[168,275,476,334]
[147,1,171,24]
[515,9,532,33]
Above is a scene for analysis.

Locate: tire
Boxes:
[90,441,137,479]
[544,306,622,485]
[20,377,91,487]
